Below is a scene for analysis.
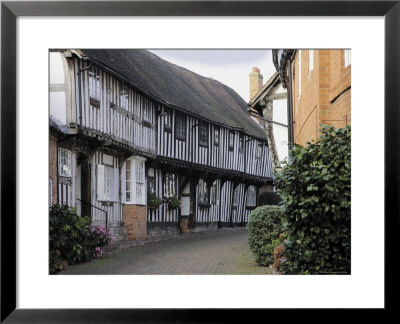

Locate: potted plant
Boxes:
[166,194,181,210]
[147,191,163,210]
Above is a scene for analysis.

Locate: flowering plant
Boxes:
[147,191,163,209]
[88,224,115,259]
[165,194,181,209]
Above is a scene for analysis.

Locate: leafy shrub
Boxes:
[246,205,284,266]
[49,204,115,272]
[275,125,351,274]
[166,194,181,209]
[88,224,115,258]
[258,191,282,206]
[49,250,68,274]
[49,204,92,265]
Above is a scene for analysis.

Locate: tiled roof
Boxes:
[80,49,267,139]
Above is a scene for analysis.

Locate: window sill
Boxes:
[175,136,186,141]
[199,143,209,148]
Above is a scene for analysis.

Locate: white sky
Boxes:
[149,49,276,102]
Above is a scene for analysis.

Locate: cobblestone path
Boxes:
[60,228,271,275]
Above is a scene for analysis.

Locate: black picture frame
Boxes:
[1,0,399,322]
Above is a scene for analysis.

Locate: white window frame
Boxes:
[143,100,152,123]
[308,49,314,77]
[58,148,72,177]
[97,164,119,203]
[246,186,257,207]
[163,173,176,199]
[120,83,129,109]
[88,67,101,100]
[198,178,209,205]
[344,49,351,67]
[122,155,147,205]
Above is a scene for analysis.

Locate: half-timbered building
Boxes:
[49,49,273,241]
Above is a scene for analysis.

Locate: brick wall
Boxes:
[291,49,351,147]
[49,132,58,205]
[123,204,147,240]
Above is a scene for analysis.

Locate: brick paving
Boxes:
[60,228,271,275]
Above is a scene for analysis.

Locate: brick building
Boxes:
[273,49,351,147]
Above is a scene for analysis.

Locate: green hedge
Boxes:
[275,125,351,274]
[246,205,284,266]
[258,191,282,206]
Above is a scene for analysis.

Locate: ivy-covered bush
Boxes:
[246,205,284,266]
[49,204,114,273]
[275,125,351,274]
[258,191,282,206]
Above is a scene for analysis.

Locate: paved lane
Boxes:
[60,229,271,275]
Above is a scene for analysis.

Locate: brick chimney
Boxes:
[249,67,263,100]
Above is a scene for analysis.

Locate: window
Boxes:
[229,131,235,151]
[308,50,314,76]
[123,156,147,204]
[198,179,209,205]
[233,186,240,206]
[104,166,114,201]
[88,67,101,101]
[164,109,172,131]
[125,160,132,202]
[148,176,155,193]
[239,134,244,153]
[135,160,145,203]
[344,49,351,67]
[214,127,219,146]
[210,182,217,205]
[199,123,209,147]
[175,113,186,140]
[256,142,263,158]
[298,50,302,98]
[120,84,128,109]
[163,173,176,198]
[142,100,152,126]
[97,164,118,202]
[246,186,257,207]
[58,148,72,177]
